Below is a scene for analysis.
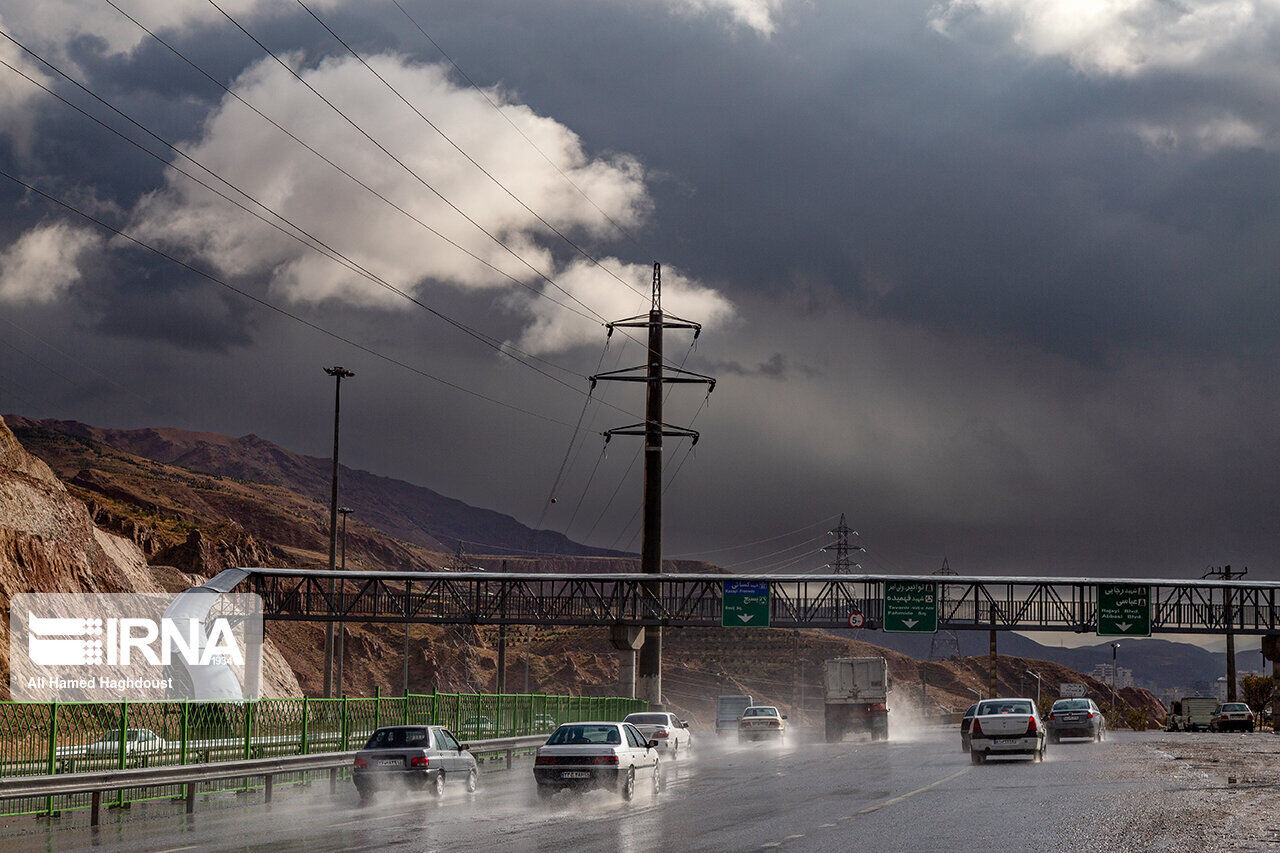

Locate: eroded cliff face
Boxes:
[0,415,300,698]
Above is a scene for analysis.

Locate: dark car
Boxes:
[352,725,478,803]
[1046,698,1106,742]
[960,704,978,752]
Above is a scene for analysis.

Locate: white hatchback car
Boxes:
[624,712,692,759]
[968,698,1046,764]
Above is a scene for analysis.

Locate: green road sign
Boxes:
[1096,584,1152,637]
[883,580,938,633]
[722,581,771,627]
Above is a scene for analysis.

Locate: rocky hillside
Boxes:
[7,417,624,560]
[0,414,1166,722]
[0,415,301,698]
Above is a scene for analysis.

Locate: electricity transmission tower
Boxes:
[591,262,715,706]
[928,556,961,661]
[822,513,864,574]
[1203,564,1246,702]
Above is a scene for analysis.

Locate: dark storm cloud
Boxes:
[2,0,1279,580]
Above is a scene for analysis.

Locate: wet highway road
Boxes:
[2,729,1201,852]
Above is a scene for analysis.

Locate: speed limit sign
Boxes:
[848,610,864,629]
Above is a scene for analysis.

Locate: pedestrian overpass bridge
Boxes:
[192,568,1280,636]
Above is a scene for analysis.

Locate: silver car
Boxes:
[533,721,661,801]
[352,725,478,803]
[1046,698,1106,742]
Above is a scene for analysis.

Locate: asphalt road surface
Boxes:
[4,728,1275,852]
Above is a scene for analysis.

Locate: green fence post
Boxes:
[45,701,58,775]
[179,701,189,765]
[401,693,409,726]
[341,696,349,751]
[243,701,253,761]
[431,692,438,726]
[44,701,57,817]
[375,686,381,727]
[301,697,310,755]
[115,700,128,808]
[497,693,504,737]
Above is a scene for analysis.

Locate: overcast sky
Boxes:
[2,0,1279,580]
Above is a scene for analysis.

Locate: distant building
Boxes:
[1218,670,1266,702]
[1091,663,1133,690]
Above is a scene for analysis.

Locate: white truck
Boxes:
[823,657,890,742]
[716,695,754,737]
[1167,696,1218,732]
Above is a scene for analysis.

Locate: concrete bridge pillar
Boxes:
[610,625,646,700]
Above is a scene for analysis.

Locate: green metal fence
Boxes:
[0,691,646,817]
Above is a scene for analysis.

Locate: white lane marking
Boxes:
[784,834,805,840]
[857,768,969,815]
[152,847,199,853]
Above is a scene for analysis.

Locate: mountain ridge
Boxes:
[5,415,627,561]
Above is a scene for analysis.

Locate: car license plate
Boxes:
[995,738,1021,745]
[561,771,591,779]
[377,759,402,767]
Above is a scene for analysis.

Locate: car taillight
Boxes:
[654,729,669,738]
[870,703,887,712]
[535,756,555,765]
[353,758,367,769]
[1026,716,1038,734]
[1047,712,1055,720]
[971,719,983,736]
[1087,712,1095,718]
[411,756,430,767]
[592,756,619,765]
[770,721,781,728]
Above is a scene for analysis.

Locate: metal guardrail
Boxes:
[0,734,548,826]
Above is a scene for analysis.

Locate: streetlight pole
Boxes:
[322,365,354,698]
[1111,642,1120,722]
[335,506,352,697]
[1025,670,1042,707]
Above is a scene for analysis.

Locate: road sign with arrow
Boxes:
[883,580,938,633]
[722,581,771,628]
[1096,584,1151,637]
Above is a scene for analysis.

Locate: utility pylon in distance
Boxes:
[591,262,715,707]
[822,513,864,574]
[928,556,961,661]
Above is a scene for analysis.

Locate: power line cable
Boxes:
[717,532,831,569]
[204,0,656,355]
[0,42,643,420]
[97,0,604,334]
[0,166,579,429]
[664,516,840,559]
[388,0,653,261]
[296,0,649,305]
[0,336,97,397]
[0,315,152,406]
[0,42,597,397]
[529,338,609,525]
[562,444,607,538]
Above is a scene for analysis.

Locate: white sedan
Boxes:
[623,712,692,759]
[968,698,1046,764]
[533,721,661,801]
[738,706,787,743]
